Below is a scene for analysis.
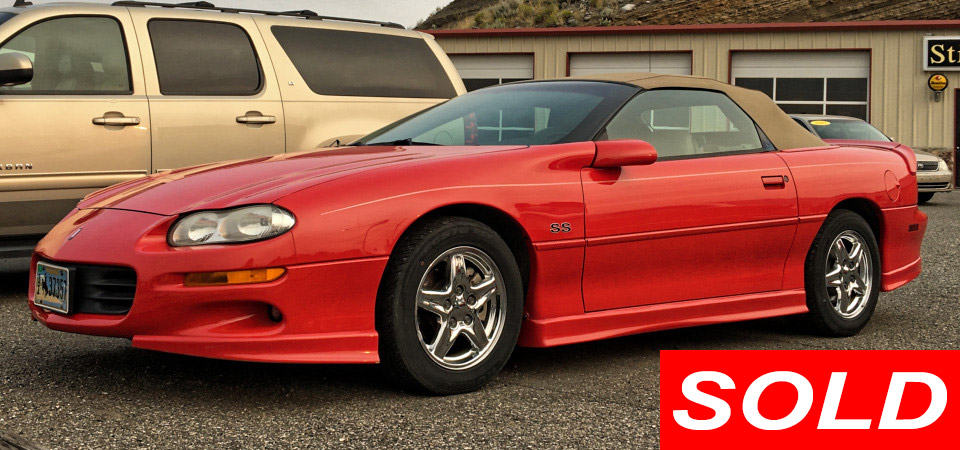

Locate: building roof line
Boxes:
[423,20,960,37]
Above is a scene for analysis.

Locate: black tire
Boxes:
[802,210,881,337]
[376,217,524,395]
[917,192,935,205]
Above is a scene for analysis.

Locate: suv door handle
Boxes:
[93,116,140,126]
[761,175,788,187]
[236,113,276,125]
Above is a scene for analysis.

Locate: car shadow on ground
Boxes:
[919,197,953,208]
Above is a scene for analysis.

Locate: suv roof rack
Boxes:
[110,1,406,29]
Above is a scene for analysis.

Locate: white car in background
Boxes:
[792,114,953,204]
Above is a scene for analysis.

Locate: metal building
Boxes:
[428,21,960,180]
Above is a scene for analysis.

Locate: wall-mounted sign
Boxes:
[929,74,949,92]
[924,37,960,71]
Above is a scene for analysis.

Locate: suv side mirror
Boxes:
[593,139,657,168]
[0,53,33,87]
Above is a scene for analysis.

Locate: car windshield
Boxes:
[356,81,639,146]
[0,12,14,26]
[809,118,891,142]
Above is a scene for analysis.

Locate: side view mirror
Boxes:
[0,53,33,87]
[593,139,658,168]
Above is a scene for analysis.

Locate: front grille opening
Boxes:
[41,261,137,315]
[75,265,137,315]
[918,161,940,171]
[919,182,950,190]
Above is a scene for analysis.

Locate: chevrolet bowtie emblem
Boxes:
[67,228,83,240]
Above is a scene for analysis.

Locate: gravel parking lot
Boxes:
[1,194,957,449]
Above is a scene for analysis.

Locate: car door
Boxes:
[128,10,285,171]
[0,12,149,239]
[581,89,799,311]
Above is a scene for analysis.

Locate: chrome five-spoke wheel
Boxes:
[804,210,880,337]
[377,217,523,394]
[416,246,506,370]
[824,230,873,319]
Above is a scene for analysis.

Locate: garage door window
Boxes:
[149,20,262,96]
[602,89,767,159]
[449,54,534,92]
[735,76,868,119]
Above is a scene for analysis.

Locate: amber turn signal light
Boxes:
[184,268,286,287]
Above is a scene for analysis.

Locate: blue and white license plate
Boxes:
[34,261,72,314]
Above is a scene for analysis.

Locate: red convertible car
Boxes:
[29,74,926,394]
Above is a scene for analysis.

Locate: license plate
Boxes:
[34,261,73,314]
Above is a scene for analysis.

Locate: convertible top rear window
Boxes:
[358,81,639,146]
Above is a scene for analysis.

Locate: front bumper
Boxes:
[916,169,953,192]
[28,208,386,364]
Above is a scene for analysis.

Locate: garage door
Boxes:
[731,51,871,120]
[448,54,534,92]
[568,52,691,76]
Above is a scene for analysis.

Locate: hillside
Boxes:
[416,0,960,30]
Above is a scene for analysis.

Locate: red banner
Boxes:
[660,351,957,448]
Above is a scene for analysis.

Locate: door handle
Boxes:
[236,113,276,124]
[93,116,140,126]
[761,175,788,187]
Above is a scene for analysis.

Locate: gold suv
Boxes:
[0,1,465,256]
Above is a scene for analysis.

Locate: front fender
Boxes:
[275,142,596,264]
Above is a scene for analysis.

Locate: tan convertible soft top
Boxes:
[571,72,827,150]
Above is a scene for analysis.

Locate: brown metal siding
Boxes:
[436,29,960,156]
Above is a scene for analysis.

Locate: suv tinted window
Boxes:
[602,89,765,159]
[0,16,130,94]
[271,26,457,99]
[149,20,261,95]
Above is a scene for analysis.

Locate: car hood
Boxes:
[911,149,939,162]
[79,145,527,216]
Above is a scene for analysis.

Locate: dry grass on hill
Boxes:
[416,0,960,30]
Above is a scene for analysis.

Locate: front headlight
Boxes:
[938,158,949,171]
[169,205,296,247]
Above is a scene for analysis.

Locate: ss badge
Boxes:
[550,222,572,233]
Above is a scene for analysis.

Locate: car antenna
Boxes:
[13,0,33,6]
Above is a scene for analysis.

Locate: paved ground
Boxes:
[1,194,957,449]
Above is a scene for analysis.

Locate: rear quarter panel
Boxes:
[779,146,914,214]
[777,145,924,291]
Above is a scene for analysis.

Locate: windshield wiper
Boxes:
[362,138,441,146]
